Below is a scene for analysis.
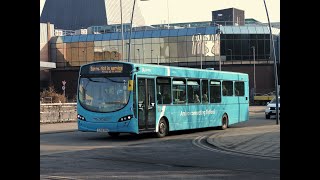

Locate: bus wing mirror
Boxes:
[130,67,140,74]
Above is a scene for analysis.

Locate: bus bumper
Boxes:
[78,119,138,133]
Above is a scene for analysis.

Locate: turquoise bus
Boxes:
[77,61,249,138]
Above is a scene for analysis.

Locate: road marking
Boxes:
[192,136,279,160]
[40,175,81,180]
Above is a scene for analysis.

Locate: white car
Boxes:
[265,97,280,119]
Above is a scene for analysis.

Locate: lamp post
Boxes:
[127,0,137,62]
[252,46,256,97]
[263,0,279,125]
[128,0,149,62]
[166,0,170,29]
[278,32,280,65]
[120,0,124,61]
[151,49,154,64]
[228,49,232,60]
[137,48,140,63]
[215,24,222,71]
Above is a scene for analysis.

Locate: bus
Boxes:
[77,61,249,138]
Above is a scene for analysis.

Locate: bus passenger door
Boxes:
[138,78,156,131]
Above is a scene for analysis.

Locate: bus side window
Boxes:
[210,80,221,103]
[187,79,200,104]
[235,81,244,96]
[235,89,240,96]
[163,93,171,104]
[173,79,186,104]
[138,101,144,108]
[156,77,172,104]
[157,93,162,104]
[194,94,200,103]
[201,80,209,103]
[223,85,228,96]
[222,81,233,96]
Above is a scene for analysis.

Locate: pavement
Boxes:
[40,106,280,158]
[40,122,78,134]
[249,105,266,113]
[207,124,280,158]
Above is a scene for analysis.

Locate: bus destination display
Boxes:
[89,64,123,74]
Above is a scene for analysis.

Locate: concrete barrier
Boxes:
[40,103,77,123]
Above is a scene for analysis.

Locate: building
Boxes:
[40,4,280,99]
[40,0,145,30]
[87,24,132,34]
[212,8,245,26]
[244,18,263,26]
[48,25,279,98]
[151,21,212,29]
[262,22,280,29]
[40,22,56,90]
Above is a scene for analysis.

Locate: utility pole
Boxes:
[120,0,124,61]
[252,46,256,97]
[263,0,279,124]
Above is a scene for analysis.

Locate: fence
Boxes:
[40,103,77,123]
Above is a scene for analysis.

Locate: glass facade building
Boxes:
[50,25,279,70]
[49,25,279,99]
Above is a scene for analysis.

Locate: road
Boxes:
[40,110,280,179]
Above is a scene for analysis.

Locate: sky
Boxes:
[40,0,280,25]
[138,0,280,25]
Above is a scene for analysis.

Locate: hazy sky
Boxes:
[40,0,280,25]
[139,0,280,25]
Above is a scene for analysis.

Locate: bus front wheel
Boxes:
[219,114,228,130]
[156,118,168,138]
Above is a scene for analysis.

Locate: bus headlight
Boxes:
[77,114,86,121]
[118,115,133,122]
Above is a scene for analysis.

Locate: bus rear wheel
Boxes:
[108,132,120,137]
[219,114,228,130]
[156,118,168,138]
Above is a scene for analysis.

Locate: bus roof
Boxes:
[134,63,247,75]
[81,61,248,81]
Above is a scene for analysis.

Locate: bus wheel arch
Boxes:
[219,113,228,130]
[156,117,169,138]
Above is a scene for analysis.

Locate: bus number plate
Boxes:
[97,128,109,132]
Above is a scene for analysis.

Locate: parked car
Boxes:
[265,97,280,119]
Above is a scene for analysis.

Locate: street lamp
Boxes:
[128,0,149,62]
[215,24,222,71]
[166,0,170,29]
[151,49,154,64]
[263,0,279,124]
[120,0,124,61]
[252,46,256,97]
[228,49,232,60]
[137,48,140,63]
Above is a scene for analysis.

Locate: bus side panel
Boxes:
[158,104,228,131]
[240,80,249,122]
[221,96,240,125]
[240,104,249,122]
[155,95,249,131]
